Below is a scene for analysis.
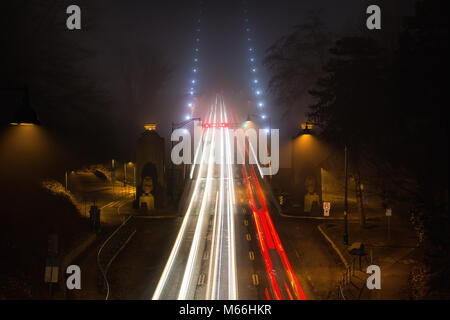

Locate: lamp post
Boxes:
[111,159,115,199]
[244,113,273,176]
[126,161,136,199]
[133,165,136,200]
[1,87,40,125]
[170,117,201,200]
[344,145,349,245]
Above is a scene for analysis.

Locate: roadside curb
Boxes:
[317,225,349,269]
[134,215,178,219]
[280,212,360,221]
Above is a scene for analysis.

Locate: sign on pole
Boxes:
[44,257,59,284]
[323,202,331,216]
[386,208,392,241]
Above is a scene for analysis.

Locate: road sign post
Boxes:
[385,208,392,241]
[45,234,59,296]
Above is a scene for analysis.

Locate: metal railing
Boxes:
[338,248,373,300]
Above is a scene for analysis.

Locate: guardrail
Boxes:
[97,215,136,300]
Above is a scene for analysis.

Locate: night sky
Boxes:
[1,0,415,161]
[82,0,414,128]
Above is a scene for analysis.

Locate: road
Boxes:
[107,94,342,300]
[152,96,239,299]
[151,95,306,300]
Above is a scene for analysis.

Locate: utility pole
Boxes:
[133,165,136,200]
[111,159,115,199]
[344,145,349,245]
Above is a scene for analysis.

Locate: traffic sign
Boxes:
[323,202,331,216]
[44,257,59,284]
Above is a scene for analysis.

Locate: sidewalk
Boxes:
[54,169,135,299]
[318,213,419,299]
[69,169,135,225]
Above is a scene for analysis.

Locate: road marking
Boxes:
[246,234,251,241]
[249,251,255,261]
[244,219,248,226]
[134,215,177,219]
[203,251,209,260]
[242,207,247,214]
[100,201,116,209]
[198,273,205,286]
[252,274,259,286]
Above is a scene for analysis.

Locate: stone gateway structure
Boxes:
[135,123,166,210]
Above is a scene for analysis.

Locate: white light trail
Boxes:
[153,95,238,300]
[222,98,238,299]
[178,104,217,299]
[152,105,214,300]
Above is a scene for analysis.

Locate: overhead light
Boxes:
[10,88,40,126]
[301,122,314,134]
[144,123,156,131]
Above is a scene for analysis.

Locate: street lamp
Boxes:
[344,145,349,245]
[170,117,201,200]
[300,122,314,135]
[2,87,40,126]
[127,161,136,200]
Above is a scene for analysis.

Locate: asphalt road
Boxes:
[106,95,343,300]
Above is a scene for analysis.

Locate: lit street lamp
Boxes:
[300,122,314,135]
[1,87,40,126]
